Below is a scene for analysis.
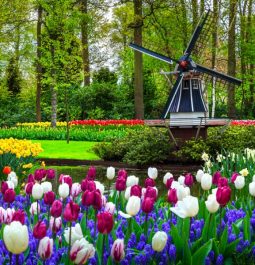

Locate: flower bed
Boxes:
[0,161,255,264]
[231,120,255,126]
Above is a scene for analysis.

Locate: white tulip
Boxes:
[170,195,199,218]
[163,172,173,185]
[41,181,52,194]
[196,169,204,183]
[201,173,212,190]
[6,180,14,190]
[119,196,141,218]
[152,231,168,252]
[253,175,255,182]
[234,175,245,189]
[0,207,7,223]
[3,221,29,254]
[5,208,15,224]
[30,202,40,215]
[249,182,255,196]
[176,185,190,201]
[124,187,131,200]
[148,167,158,180]
[178,175,185,186]
[38,237,53,260]
[7,171,18,188]
[64,223,83,246]
[32,183,43,200]
[171,181,180,189]
[71,183,81,198]
[95,181,105,195]
[58,183,70,198]
[106,167,115,180]
[105,202,116,215]
[126,175,139,187]
[205,194,219,213]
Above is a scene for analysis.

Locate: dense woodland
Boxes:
[0,0,254,127]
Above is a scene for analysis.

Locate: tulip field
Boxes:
[0,149,255,265]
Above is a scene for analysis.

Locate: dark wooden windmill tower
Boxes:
[129,10,242,146]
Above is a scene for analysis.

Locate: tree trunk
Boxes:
[133,0,144,119]
[50,45,57,127]
[227,0,237,118]
[180,0,188,48]
[200,0,205,16]
[191,0,198,31]
[36,4,43,122]
[80,0,90,86]
[211,0,219,118]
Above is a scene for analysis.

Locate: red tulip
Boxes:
[34,169,47,181]
[50,200,63,218]
[86,166,96,180]
[63,201,80,222]
[230,172,239,183]
[4,188,15,203]
[25,182,34,195]
[216,186,231,206]
[1,181,8,194]
[212,171,222,185]
[97,212,114,234]
[217,177,228,187]
[46,169,55,179]
[142,197,154,213]
[167,188,178,205]
[166,178,174,189]
[144,178,155,188]
[12,209,25,224]
[117,169,127,180]
[184,173,194,187]
[82,190,94,207]
[81,179,96,192]
[93,190,102,210]
[115,177,126,191]
[2,166,11,175]
[44,191,55,206]
[27,174,35,183]
[144,186,157,201]
[59,174,72,188]
[130,185,142,198]
[33,221,47,239]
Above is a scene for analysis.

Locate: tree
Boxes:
[5,57,22,95]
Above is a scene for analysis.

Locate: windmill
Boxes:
[129,10,242,145]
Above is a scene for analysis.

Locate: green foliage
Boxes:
[5,57,22,95]
[93,127,172,165]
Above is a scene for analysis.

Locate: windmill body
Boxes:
[129,10,242,144]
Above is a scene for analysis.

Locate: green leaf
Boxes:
[192,240,212,265]
[170,224,184,261]
[96,233,104,265]
[202,213,216,242]
[219,226,228,254]
[183,240,192,265]
[243,215,251,241]
[224,238,241,257]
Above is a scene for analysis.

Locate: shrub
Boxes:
[93,127,173,165]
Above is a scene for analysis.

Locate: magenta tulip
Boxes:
[1,181,8,194]
[144,178,155,188]
[25,182,34,195]
[44,191,55,206]
[115,177,126,191]
[167,188,178,205]
[217,177,228,187]
[184,173,194,187]
[216,186,231,206]
[50,200,62,218]
[86,166,96,180]
[212,171,222,185]
[4,189,15,203]
[130,185,142,197]
[142,197,154,213]
[33,221,47,239]
[46,169,55,180]
[63,201,80,222]
[97,212,114,234]
[12,209,25,225]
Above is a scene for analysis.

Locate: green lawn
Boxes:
[32,140,100,160]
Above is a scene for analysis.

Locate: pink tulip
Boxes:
[111,239,125,262]
[117,169,127,179]
[50,200,62,218]
[166,178,174,189]
[184,173,194,187]
[5,208,15,224]
[167,188,178,205]
[44,191,55,206]
[33,221,47,239]
[25,182,34,195]
[38,237,53,260]
[144,178,155,188]
[217,177,228,187]
[81,179,96,192]
[231,172,239,183]
[141,197,154,213]
[216,186,231,206]
[130,185,142,197]
[12,209,25,225]
[4,189,15,203]
[105,202,115,215]
[212,171,222,185]
[59,174,72,188]
[86,166,96,180]
[71,183,82,198]
[49,216,62,233]
[115,177,126,191]
[63,201,80,222]
[27,174,35,183]
[46,169,55,179]
[144,186,157,201]
[0,207,6,223]
[34,169,47,182]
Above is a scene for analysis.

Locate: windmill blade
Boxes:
[161,74,184,119]
[185,10,212,57]
[129,43,179,64]
[195,64,242,85]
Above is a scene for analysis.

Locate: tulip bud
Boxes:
[46,169,55,179]
[167,188,178,205]
[59,174,72,188]
[196,169,204,183]
[87,166,96,180]
[205,194,219,213]
[32,183,43,200]
[12,209,25,225]
[201,173,212,191]
[249,182,255,197]
[163,172,173,185]
[97,212,114,234]
[126,196,140,216]
[70,238,95,264]
[38,237,53,260]
[152,231,168,252]
[3,166,11,175]
[30,202,40,215]
[49,216,62,233]
[25,182,34,195]
[4,188,15,203]
[148,167,158,180]
[44,191,55,206]
[58,183,70,199]
[106,166,115,180]
[71,183,81,198]
[111,239,125,262]
[216,186,231,206]
[41,181,52,194]
[142,197,154,213]
[130,185,142,198]
[184,173,194,187]
[234,175,245,189]
[115,177,126,191]
[63,201,80,222]
[3,221,29,254]
[105,202,115,215]
[50,200,62,218]
[33,221,47,239]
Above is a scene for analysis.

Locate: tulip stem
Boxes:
[145,214,148,241]
[94,209,97,241]
[68,221,72,265]
[219,207,222,238]
[101,235,105,265]
[47,206,50,229]
[37,200,39,220]
[108,180,111,197]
